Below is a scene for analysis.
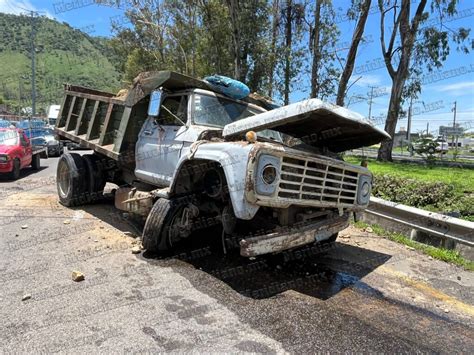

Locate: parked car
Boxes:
[0,128,47,179]
[0,119,13,128]
[29,128,64,157]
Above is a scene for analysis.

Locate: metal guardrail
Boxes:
[365,197,474,247]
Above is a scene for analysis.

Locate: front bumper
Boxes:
[239,213,350,257]
[0,160,13,173]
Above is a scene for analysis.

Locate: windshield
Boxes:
[194,94,263,127]
[193,93,282,142]
[0,131,19,146]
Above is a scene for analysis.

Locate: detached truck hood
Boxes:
[222,99,390,152]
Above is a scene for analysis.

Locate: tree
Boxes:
[336,0,372,106]
[309,0,340,99]
[281,0,305,104]
[267,0,281,98]
[377,0,470,161]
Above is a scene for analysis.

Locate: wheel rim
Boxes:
[167,207,188,247]
[58,159,71,198]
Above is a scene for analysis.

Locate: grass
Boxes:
[345,156,474,194]
[353,221,474,271]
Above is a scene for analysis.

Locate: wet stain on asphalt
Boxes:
[144,232,388,301]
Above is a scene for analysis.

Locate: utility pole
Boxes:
[426,122,429,136]
[451,101,457,150]
[27,10,39,117]
[407,96,413,156]
[367,86,375,120]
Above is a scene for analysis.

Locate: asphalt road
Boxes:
[0,153,473,353]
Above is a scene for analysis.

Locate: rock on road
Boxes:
[0,154,473,353]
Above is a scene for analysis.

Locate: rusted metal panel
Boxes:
[113,106,132,153]
[85,101,100,141]
[56,94,69,128]
[65,84,115,97]
[240,214,350,257]
[56,128,119,160]
[64,90,125,106]
[64,96,76,131]
[74,98,87,135]
[98,103,114,146]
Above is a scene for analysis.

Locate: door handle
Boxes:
[143,130,153,136]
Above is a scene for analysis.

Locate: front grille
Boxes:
[278,156,359,207]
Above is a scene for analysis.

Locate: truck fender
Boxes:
[169,142,259,220]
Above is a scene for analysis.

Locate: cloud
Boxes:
[433,81,474,96]
[0,0,54,18]
[352,74,382,87]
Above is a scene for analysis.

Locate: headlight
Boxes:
[262,164,277,184]
[0,155,9,162]
[361,182,370,196]
[357,175,372,205]
[255,154,280,196]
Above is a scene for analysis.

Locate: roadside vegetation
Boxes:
[353,221,474,271]
[345,157,474,221]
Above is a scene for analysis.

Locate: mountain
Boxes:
[0,13,122,114]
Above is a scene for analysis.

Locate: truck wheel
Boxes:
[142,198,190,253]
[83,154,106,202]
[9,159,20,180]
[56,153,87,206]
[31,154,41,170]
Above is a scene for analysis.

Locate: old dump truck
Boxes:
[55,71,389,257]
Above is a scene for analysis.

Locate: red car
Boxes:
[0,128,47,180]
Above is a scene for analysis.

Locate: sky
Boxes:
[0,0,473,135]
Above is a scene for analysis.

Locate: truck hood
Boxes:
[222,99,390,152]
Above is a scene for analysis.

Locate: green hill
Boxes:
[0,13,122,115]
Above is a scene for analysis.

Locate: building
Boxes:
[392,130,419,147]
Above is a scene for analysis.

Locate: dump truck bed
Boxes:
[55,84,135,160]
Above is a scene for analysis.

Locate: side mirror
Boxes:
[148,89,163,117]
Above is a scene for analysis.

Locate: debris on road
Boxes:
[123,231,138,238]
[72,271,85,282]
[21,225,28,229]
[21,294,31,301]
[405,246,415,251]
[365,227,373,233]
[63,220,71,225]
[131,246,141,254]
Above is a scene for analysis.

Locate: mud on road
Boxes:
[0,163,473,353]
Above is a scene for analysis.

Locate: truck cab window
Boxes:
[158,96,187,126]
[20,133,28,146]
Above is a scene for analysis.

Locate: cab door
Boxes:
[135,95,188,186]
[19,132,32,167]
